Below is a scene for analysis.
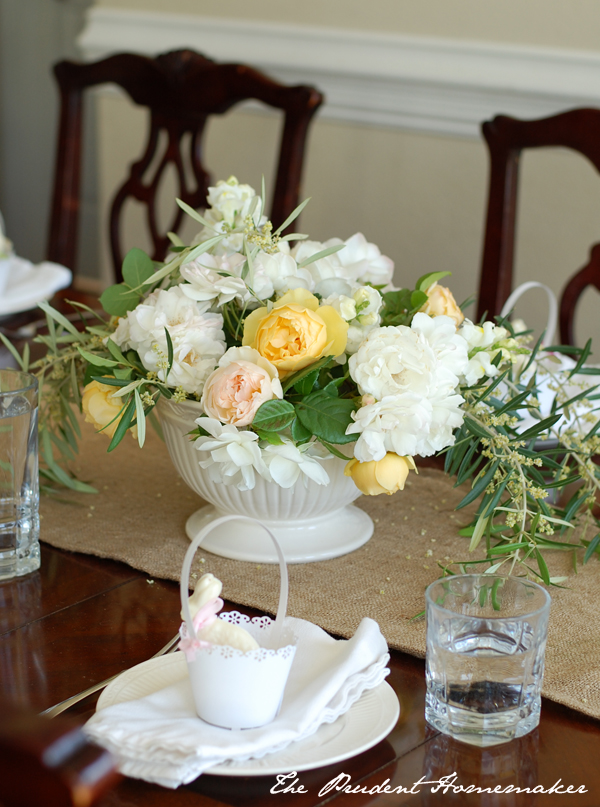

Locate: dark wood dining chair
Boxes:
[47,48,324,284]
[476,108,600,344]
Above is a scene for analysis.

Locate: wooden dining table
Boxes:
[2,541,600,807]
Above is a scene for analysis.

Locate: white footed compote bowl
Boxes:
[157,398,373,563]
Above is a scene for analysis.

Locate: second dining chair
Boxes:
[476,108,600,345]
[47,48,324,284]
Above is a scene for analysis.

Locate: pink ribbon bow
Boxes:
[179,597,224,661]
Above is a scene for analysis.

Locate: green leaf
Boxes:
[410,290,428,310]
[273,197,311,236]
[535,549,550,585]
[416,271,452,292]
[37,301,83,339]
[468,513,489,552]
[281,356,333,393]
[482,472,512,517]
[100,283,140,317]
[297,243,345,269]
[107,397,135,452]
[252,399,296,432]
[254,428,284,445]
[134,389,146,448]
[90,375,129,387]
[296,391,357,444]
[490,541,530,555]
[0,332,25,370]
[517,414,562,441]
[164,327,174,377]
[570,338,592,377]
[291,417,312,444]
[77,348,118,368]
[319,440,350,460]
[293,369,319,396]
[176,198,218,231]
[584,534,600,564]
[455,460,499,510]
[106,339,130,365]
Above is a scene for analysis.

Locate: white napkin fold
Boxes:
[85,616,389,788]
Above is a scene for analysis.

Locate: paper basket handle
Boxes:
[180,515,289,647]
[500,281,557,348]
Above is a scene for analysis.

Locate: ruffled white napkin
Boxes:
[85,616,389,788]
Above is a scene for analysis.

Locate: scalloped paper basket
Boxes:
[180,515,297,730]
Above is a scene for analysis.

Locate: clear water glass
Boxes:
[0,369,39,579]
[425,574,550,747]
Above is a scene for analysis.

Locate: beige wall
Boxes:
[93,0,600,347]
[94,0,600,51]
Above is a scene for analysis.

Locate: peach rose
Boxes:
[420,282,464,327]
[82,380,137,439]
[201,346,283,426]
[345,453,416,496]
[242,288,348,378]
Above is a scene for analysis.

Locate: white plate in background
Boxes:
[0,257,72,316]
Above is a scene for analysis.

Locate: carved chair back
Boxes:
[476,108,600,344]
[48,49,324,282]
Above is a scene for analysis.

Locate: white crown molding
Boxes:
[79,8,600,138]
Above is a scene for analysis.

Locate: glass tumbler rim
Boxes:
[0,368,38,396]
[425,573,551,621]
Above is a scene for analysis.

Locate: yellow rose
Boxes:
[242,288,348,378]
[82,380,137,439]
[345,453,416,496]
[420,282,464,327]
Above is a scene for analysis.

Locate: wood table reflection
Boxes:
[2,544,600,806]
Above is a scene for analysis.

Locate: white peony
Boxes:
[263,439,330,488]
[194,418,270,491]
[112,286,226,396]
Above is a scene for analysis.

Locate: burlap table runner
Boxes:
[40,422,600,721]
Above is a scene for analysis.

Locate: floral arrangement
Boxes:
[4,176,600,583]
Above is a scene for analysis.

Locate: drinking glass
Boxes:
[0,369,39,580]
[425,574,550,747]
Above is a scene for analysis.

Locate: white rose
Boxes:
[206,176,258,227]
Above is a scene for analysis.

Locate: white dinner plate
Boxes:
[96,652,399,777]
[0,257,72,316]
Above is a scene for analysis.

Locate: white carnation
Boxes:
[112,286,226,395]
[347,316,467,458]
[194,418,270,491]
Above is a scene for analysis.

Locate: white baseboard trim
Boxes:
[79,8,600,138]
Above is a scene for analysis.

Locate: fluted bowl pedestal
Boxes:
[158,398,373,564]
